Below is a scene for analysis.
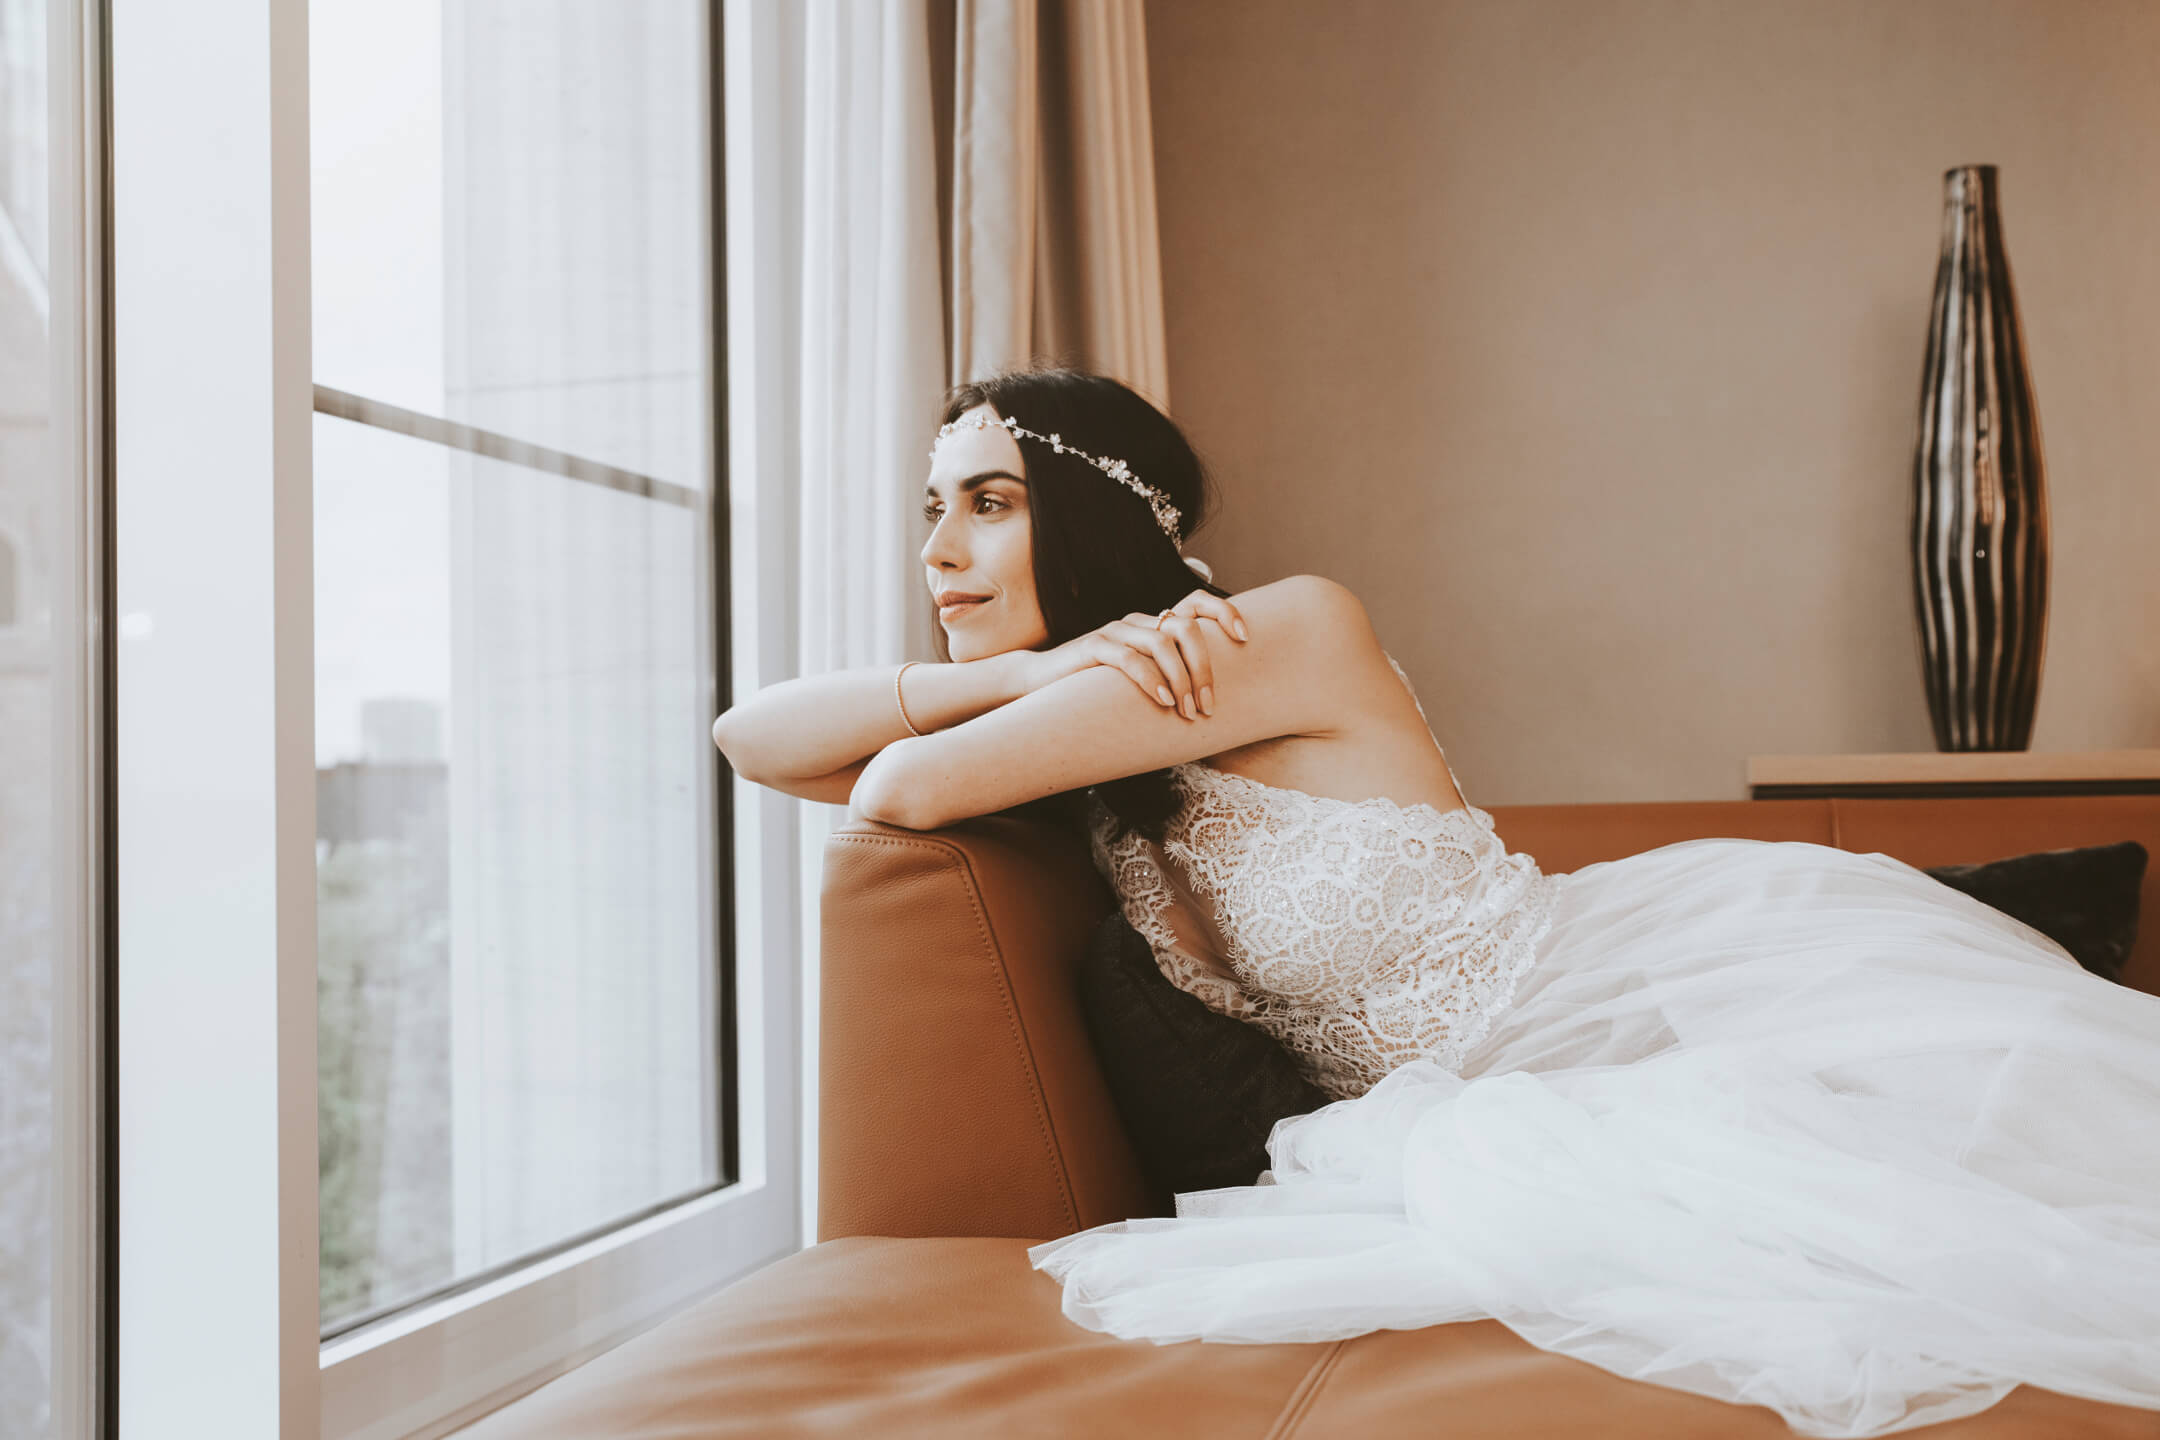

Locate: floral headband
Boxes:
[931,410,1184,547]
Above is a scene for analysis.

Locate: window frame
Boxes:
[44,0,115,1433]
[110,3,795,1436]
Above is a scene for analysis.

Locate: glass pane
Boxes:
[309,0,709,491]
[314,412,720,1333]
[0,0,55,1432]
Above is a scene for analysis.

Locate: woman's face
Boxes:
[922,404,1051,659]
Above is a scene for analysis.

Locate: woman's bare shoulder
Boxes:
[1214,573,1395,721]
[1227,571,1365,611]
[1224,574,1383,665]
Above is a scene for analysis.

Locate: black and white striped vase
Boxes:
[1910,164,2051,752]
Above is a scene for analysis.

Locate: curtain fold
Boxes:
[950,0,1170,411]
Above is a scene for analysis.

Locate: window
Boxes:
[308,0,730,1340]
[109,5,789,1431]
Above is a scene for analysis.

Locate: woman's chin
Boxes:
[940,619,1046,663]
[944,633,1014,663]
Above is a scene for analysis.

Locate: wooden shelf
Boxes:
[1748,749,2160,799]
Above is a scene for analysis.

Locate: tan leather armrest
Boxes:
[817,813,1164,1242]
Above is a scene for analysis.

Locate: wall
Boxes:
[1144,0,2160,804]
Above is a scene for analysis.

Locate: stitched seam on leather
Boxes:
[1263,1340,1349,1440]
[830,833,1080,1233]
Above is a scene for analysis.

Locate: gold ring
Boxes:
[1154,609,1174,630]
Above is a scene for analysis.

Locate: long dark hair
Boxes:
[933,364,1228,844]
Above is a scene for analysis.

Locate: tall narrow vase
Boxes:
[1910,164,2050,752]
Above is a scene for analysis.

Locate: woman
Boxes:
[711,366,2160,1439]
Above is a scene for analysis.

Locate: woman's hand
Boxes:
[1020,588,1250,720]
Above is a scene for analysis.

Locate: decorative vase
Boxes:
[1910,164,2050,752]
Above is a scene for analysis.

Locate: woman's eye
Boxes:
[921,495,1008,521]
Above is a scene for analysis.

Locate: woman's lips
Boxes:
[938,596,989,619]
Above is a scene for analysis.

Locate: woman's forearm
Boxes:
[711,651,1031,783]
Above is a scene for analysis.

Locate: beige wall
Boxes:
[1143,0,2160,805]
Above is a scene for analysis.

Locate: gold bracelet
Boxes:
[894,660,925,736]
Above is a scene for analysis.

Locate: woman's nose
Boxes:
[920,514,963,569]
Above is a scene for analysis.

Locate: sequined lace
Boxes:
[1088,653,1562,1101]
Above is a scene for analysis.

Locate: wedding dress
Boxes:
[1027,652,2160,1438]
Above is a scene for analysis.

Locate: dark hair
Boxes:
[934,364,1227,845]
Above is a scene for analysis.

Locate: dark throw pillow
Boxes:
[1923,841,2147,984]
[1075,908,1329,1198]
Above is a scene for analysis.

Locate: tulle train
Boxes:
[1028,838,2160,1437]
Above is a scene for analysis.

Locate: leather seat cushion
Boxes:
[458,1236,2157,1439]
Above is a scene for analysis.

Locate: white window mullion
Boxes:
[46,0,111,1435]
[111,0,319,1434]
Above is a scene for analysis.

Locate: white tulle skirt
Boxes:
[1027,838,2160,1437]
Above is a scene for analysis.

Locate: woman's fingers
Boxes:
[1103,594,1252,720]
[1184,587,1248,643]
[1092,633,1181,712]
[1110,617,1199,719]
[1147,622,1204,719]
[1161,615,1216,717]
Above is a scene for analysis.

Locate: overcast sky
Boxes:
[311,0,452,766]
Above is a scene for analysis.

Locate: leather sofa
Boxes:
[463,795,2160,1438]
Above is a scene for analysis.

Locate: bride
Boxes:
[710,366,2160,1439]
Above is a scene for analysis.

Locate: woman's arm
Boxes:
[752,755,873,808]
[854,576,1370,832]
[711,651,1030,786]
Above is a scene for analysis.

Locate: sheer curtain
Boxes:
[726,0,944,1248]
[726,0,1171,1246]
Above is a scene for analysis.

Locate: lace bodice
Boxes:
[1088,652,1562,1101]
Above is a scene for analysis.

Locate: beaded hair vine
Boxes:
[931,409,1184,547]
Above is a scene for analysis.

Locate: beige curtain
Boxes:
[944,0,1170,410]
